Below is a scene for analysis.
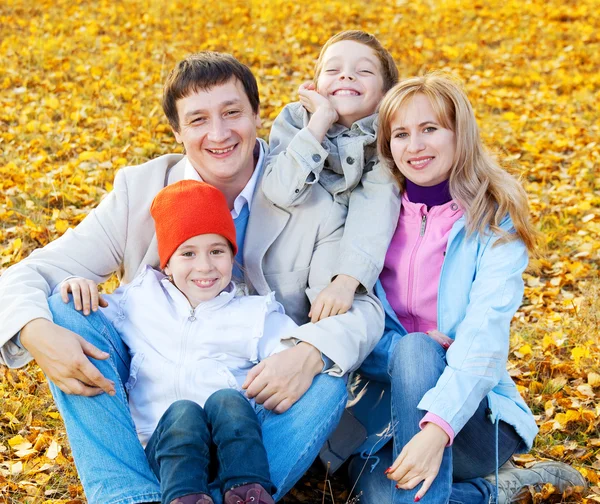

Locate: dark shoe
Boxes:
[170,494,215,504]
[486,459,587,503]
[223,483,275,504]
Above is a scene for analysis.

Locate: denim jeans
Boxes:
[47,294,347,504]
[348,333,523,504]
[145,392,275,503]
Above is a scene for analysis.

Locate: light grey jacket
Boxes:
[0,140,384,374]
[263,102,400,291]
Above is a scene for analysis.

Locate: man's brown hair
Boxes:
[162,52,260,132]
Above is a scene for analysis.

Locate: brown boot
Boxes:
[170,494,214,504]
[223,483,274,504]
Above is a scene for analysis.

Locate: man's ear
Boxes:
[173,128,183,144]
[254,108,262,129]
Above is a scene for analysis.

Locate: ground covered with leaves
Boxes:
[0,0,599,502]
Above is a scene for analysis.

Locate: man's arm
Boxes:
[0,168,132,394]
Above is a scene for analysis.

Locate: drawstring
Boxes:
[360,450,381,473]
[494,414,499,504]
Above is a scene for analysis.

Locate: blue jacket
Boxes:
[321,214,539,467]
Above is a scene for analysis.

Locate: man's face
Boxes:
[173,79,262,187]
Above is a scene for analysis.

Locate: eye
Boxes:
[181,251,195,257]
[324,68,338,73]
[210,248,226,255]
[190,117,206,124]
[359,69,375,75]
[224,109,240,117]
[394,132,408,139]
[424,126,438,133]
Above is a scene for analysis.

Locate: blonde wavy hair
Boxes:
[378,72,537,252]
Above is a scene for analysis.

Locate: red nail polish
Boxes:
[414,497,421,502]
[384,467,392,474]
[442,342,450,349]
[396,484,400,489]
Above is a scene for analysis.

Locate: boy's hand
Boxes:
[299,82,338,142]
[60,277,108,316]
[309,274,360,323]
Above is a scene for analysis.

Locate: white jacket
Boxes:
[101,266,296,446]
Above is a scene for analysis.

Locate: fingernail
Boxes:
[395,484,400,490]
[384,467,392,474]
[414,497,420,502]
[442,342,450,349]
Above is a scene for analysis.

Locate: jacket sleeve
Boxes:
[258,311,298,360]
[0,168,131,368]
[282,200,386,376]
[336,160,400,291]
[262,102,330,207]
[417,233,528,435]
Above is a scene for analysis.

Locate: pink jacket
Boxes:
[380,192,463,443]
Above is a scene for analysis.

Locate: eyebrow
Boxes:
[184,100,243,119]
[392,120,439,132]
[178,241,228,250]
[324,56,378,66]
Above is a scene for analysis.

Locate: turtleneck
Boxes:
[405,178,452,209]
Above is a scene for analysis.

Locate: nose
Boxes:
[193,254,214,272]
[407,134,425,153]
[207,118,230,143]
[339,70,356,81]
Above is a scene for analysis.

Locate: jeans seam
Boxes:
[103,491,162,504]
[274,388,347,498]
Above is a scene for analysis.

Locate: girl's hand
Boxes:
[60,277,108,315]
[385,424,449,500]
[308,274,359,323]
[426,329,454,350]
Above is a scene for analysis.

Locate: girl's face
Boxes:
[316,40,385,128]
[389,93,456,187]
[164,233,233,307]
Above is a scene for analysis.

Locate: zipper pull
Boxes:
[420,215,427,236]
[188,308,196,322]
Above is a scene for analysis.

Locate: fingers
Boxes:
[273,398,293,414]
[60,282,71,304]
[53,377,105,397]
[310,298,325,323]
[79,338,110,360]
[98,295,109,308]
[242,361,264,390]
[414,476,435,500]
[73,354,116,396]
[299,81,316,91]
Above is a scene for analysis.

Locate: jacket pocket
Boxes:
[264,266,311,295]
[125,352,145,393]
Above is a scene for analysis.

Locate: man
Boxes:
[0,53,384,504]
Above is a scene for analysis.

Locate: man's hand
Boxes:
[20,318,116,397]
[242,342,323,414]
[299,82,338,142]
[385,423,449,500]
[309,274,360,323]
[60,277,108,316]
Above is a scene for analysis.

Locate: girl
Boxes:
[263,30,400,323]
[345,73,586,503]
[60,180,297,504]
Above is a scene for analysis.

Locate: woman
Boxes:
[345,73,585,503]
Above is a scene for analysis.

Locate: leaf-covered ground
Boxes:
[1,0,599,502]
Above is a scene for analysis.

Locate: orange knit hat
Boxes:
[150,180,237,269]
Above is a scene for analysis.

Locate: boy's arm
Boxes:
[262,103,331,207]
[336,160,400,292]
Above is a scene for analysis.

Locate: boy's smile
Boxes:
[317,40,385,128]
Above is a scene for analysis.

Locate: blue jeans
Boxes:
[47,295,347,504]
[145,392,275,503]
[349,333,523,504]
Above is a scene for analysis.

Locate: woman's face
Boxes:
[389,93,456,187]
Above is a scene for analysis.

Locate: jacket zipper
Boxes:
[406,213,427,332]
[175,307,196,399]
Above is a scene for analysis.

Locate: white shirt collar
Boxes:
[183,141,265,219]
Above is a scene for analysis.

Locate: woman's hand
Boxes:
[60,277,108,315]
[426,329,454,350]
[308,274,359,323]
[386,423,449,500]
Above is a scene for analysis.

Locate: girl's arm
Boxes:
[262,102,331,207]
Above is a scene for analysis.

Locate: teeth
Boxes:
[333,89,359,96]
[195,279,215,286]
[209,146,235,154]
[409,157,433,167]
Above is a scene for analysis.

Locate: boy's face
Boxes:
[164,234,234,307]
[316,40,385,128]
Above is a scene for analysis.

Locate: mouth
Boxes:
[408,156,434,169]
[192,278,219,288]
[332,89,360,97]
[206,144,237,156]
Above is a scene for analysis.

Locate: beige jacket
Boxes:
[0,144,384,374]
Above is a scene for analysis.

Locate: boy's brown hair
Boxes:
[162,52,260,132]
[314,30,399,93]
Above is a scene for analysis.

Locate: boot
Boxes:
[223,483,275,504]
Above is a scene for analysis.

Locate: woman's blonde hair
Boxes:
[378,72,536,252]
